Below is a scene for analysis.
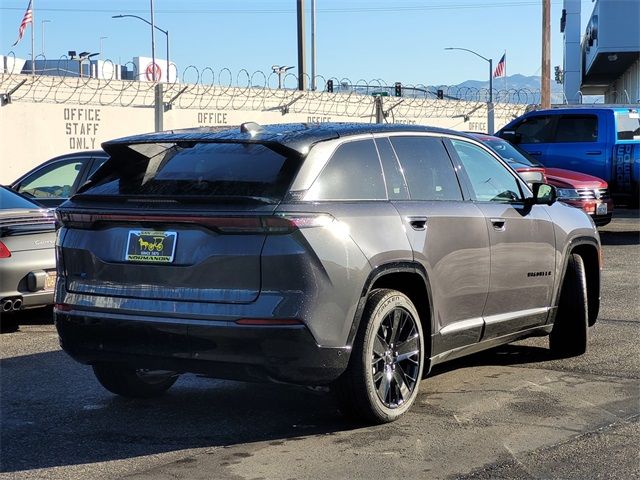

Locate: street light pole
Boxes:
[445,47,495,134]
[310,0,316,90]
[150,0,156,81]
[41,19,50,57]
[112,14,169,82]
[272,65,293,89]
[99,36,108,59]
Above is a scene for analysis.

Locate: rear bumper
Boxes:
[55,309,350,385]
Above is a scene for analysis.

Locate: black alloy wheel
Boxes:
[371,307,421,408]
[335,289,425,424]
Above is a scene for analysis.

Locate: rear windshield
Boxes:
[616,111,640,140]
[0,186,40,210]
[79,142,299,201]
[480,138,541,167]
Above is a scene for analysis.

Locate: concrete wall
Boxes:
[0,74,526,184]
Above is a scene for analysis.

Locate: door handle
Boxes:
[586,151,602,155]
[408,216,427,230]
[529,151,542,155]
[490,217,506,231]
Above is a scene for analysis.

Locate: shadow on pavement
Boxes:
[599,230,640,246]
[1,348,355,473]
[1,337,568,473]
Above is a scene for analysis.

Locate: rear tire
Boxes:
[93,364,178,398]
[335,289,425,424]
[0,312,19,333]
[549,253,588,357]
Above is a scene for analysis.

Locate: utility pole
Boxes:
[541,0,551,107]
[297,0,307,90]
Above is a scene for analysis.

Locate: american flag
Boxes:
[493,53,506,78]
[12,0,33,47]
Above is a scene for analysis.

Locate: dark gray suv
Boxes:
[55,123,601,423]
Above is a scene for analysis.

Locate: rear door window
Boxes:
[554,115,598,143]
[389,136,462,201]
[306,139,386,200]
[80,142,300,201]
[374,137,410,200]
[616,110,640,140]
[513,115,555,143]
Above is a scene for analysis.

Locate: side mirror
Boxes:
[528,182,556,205]
[500,130,522,145]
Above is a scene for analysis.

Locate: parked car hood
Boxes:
[544,168,608,189]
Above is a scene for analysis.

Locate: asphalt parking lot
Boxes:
[1,211,638,480]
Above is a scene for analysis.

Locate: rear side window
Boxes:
[513,115,555,143]
[390,136,462,201]
[554,115,598,143]
[616,111,640,140]
[306,140,386,200]
[80,142,299,200]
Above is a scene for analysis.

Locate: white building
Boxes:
[562,0,640,104]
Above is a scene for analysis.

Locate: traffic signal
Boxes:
[554,66,563,84]
[437,89,444,100]
[394,82,402,97]
[327,79,334,93]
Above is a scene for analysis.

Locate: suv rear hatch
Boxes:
[58,140,302,305]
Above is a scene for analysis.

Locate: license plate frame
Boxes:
[125,230,178,264]
[596,203,608,215]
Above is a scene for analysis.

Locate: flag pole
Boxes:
[30,0,35,75]
[504,50,507,92]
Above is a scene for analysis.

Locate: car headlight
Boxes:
[556,188,582,200]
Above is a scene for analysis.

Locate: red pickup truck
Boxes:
[472,134,613,226]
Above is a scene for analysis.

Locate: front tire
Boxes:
[336,289,425,424]
[93,364,178,398]
[549,253,588,357]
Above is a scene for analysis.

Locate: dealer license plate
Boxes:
[596,203,608,215]
[125,230,177,263]
[44,271,56,290]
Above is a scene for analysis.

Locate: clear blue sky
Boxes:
[1,0,597,86]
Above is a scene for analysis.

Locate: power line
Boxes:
[0,1,566,15]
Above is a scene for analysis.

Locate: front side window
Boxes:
[451,140,522,203]
[513,115,555,143]
[18,159,85,199]
[389,136,462,201]
[554,115,598,143]
[306,140,386,200]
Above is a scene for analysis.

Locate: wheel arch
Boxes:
[347,262,434,359]
[556,237,601,327]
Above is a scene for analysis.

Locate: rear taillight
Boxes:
[55,211,334,234]
[54,303,72,312]
[0,241,11,258]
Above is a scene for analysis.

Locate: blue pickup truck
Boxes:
[497,106,639,206]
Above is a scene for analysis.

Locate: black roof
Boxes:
[102,123,473,155]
